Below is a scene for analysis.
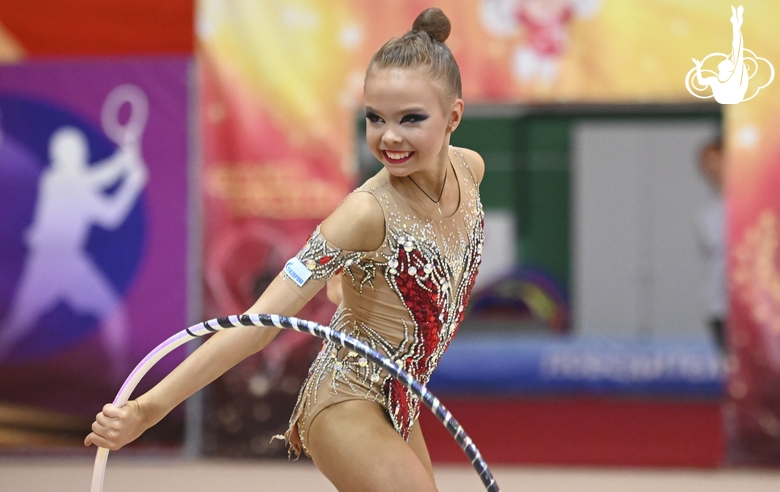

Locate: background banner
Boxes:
[0,58,190,447]
[198,41,351,458]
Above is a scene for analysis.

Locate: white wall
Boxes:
[572,120,720,340]
[474,209,516,290]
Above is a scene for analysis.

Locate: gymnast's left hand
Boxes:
[84,400,149,451]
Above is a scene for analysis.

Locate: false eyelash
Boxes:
[365,112,382,123]
[401,114,428,123]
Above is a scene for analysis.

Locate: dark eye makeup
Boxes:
[364,110,429,124]
[401,113,428,124]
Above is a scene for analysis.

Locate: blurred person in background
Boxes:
[697,138,727,353]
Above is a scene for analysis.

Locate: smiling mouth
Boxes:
[382,150,415,164]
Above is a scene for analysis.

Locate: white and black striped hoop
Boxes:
[91,313,500,492]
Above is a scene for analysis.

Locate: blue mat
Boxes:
[429,335,724,398]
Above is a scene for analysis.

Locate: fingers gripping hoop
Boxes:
[101,84,149,146]
[91,314,501,492]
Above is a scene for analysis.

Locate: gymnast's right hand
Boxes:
[84,401,148,451]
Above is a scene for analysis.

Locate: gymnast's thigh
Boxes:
[407,419,434,481]
[307,400,438,492]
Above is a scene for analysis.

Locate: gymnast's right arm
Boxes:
[83,275,308,450]
[84,191,385,451]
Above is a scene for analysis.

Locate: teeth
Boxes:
[385,151,411,160]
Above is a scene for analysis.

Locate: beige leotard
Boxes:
[280,147,484,457]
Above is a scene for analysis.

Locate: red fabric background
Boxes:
[420,397,724,467]
[0,0,193,56]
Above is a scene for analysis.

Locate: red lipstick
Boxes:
[382,150,414,164]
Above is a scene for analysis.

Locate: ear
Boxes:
[447,98,464,133]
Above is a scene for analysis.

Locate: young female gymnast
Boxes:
[85,7,485,491]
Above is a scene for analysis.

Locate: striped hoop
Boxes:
[91,313,500,492]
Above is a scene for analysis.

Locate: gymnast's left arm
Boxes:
[456,147,485,185]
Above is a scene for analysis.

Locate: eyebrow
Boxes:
[364,106,429,114]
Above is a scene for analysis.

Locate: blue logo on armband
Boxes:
[284,257,312,287]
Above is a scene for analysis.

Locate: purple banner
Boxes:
[0,58,190,446]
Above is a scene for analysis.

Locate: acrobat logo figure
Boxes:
[0,85,148,379]
[686,5,774,104]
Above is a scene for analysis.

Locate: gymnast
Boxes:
[85,8,485,491]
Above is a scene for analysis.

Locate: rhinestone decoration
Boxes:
[283,225,372,293]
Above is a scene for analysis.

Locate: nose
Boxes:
[382,126,403,146]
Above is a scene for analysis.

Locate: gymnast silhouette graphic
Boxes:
[687,5,774,104]
[0,85,148,379]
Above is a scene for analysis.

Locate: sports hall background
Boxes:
[1,0,780,489]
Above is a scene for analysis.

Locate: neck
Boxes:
[406,145,450,194]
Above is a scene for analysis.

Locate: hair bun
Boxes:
[412,7,451,43]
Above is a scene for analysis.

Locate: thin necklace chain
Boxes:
[408,164,448,215]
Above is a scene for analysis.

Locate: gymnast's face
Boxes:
[363,67,462,177]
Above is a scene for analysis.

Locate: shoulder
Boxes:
[320,190,386,252]
[453,147,485,185]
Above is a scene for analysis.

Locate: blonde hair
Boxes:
[367,8,462,101]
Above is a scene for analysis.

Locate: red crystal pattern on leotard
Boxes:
[386,238,481,439]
